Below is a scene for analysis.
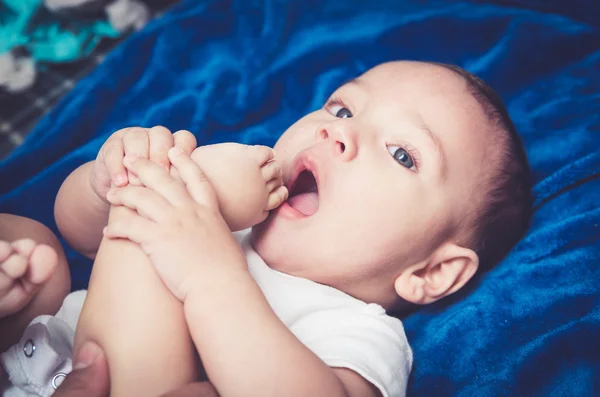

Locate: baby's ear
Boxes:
[393,243,479,305]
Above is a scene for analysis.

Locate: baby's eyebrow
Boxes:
[340,77,365,89]
[416,117,447,181]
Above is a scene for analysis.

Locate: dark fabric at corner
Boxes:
[1,0,599,395]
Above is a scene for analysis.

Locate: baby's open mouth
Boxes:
[287,169,319,216]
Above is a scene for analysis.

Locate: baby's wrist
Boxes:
[183,264,252,314]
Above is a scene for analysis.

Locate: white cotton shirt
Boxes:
[1,230,412,397]
[236,230,412,397]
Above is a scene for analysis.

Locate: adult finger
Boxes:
[106,186,172,223]
[54,342,109,397]
[148,126,174,171]
[122,127,150,185]
[167,148,218,208]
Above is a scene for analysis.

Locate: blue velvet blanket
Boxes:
[1,0,599,395]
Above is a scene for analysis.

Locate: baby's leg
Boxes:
[73,205,200,396]
[0,214,70,352]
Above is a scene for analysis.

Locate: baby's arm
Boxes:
[54,161,109,258]
[63,127,200,395]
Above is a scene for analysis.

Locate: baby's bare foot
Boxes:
[191,143,288,231]
[0,239,58,318]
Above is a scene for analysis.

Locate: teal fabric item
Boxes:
[0,0,119,62]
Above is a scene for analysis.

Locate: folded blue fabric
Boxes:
[1,0,598,394]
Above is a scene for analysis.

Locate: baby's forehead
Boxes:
[356,62,488,130]
[358,61,470,98]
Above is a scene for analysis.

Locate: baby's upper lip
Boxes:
[287,151,321,195]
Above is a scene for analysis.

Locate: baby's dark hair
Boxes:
[436,63,534,272]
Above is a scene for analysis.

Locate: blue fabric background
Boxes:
[1,0,599,395]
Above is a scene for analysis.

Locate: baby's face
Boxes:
[252,61,493,307]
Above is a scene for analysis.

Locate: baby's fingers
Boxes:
[265,185,289,211]
[103,214,155,245]
[148,126,174,171]
[171,130,197,180]
[101,136,127,187]
[173,130,197,156]
[122,127,150,185]
[168,148,218,208]
[107,186,171,223]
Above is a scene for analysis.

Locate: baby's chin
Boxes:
[250,213,296,271]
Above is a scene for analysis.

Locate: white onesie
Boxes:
[1,230,412,397]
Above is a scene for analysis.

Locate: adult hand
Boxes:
[54,341,219,397]
[53,341,109,397]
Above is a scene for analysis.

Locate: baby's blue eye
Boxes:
[335,107,353,118]
[387,146,414,169]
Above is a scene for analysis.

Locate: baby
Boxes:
[0,61,533,397]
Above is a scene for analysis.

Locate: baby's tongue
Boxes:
[287,192,319,216]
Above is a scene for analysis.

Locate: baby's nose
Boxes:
[316,125,357,161]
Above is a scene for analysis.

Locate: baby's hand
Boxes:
[104,151,249,301]
[90,126,197,202]
[191,143,288,231]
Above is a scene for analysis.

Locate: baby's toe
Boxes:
[11,238,36,257]
[266,186,289,211]
[0,241,12,262]
[266,178,283,193]
[260,159,282,183]
[1,254,28,280]
[27,245,58,285]
[252,145,276,166]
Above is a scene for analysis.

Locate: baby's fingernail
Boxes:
[73,341,102,370]
[271,148,276,157]
[102,226,108,235]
